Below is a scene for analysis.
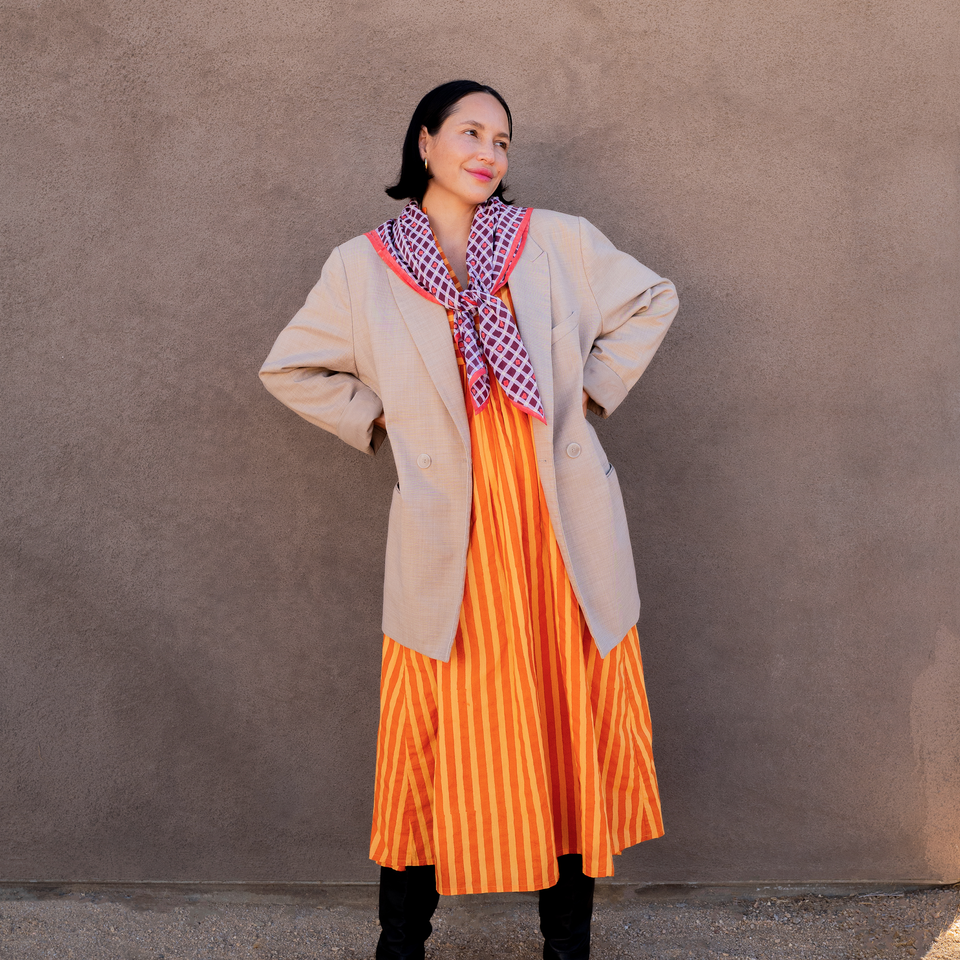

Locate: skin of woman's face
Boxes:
[419,92,510,212]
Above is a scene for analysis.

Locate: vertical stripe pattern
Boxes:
[369,286,663,896]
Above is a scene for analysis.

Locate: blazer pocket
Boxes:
[550,312,580,343]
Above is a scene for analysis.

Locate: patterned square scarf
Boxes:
[367,198,545,423]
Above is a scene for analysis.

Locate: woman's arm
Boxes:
[259,247,387,456]
[577,217,679,418]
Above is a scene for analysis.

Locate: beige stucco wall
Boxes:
[2,0,958,883]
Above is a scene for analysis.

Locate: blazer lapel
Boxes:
[386,270,471,454]
[509,234,555,434]
[384,232,554,454]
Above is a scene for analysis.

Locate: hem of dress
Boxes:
[370,826,666,896]
[611,823,666,855]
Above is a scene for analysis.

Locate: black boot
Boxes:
[375,864,440,960]
[538,854,595,960]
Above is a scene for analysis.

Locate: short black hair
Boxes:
[385,80,513,204]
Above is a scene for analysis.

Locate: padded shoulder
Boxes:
[336,231,384,270]
[527,208,582,243]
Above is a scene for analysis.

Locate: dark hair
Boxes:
[386,80,513,204]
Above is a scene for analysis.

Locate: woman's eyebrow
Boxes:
[456,119,511,140]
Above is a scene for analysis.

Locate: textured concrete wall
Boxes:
[2,0,958,883]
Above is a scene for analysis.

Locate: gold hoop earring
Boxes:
[424,158,429,173]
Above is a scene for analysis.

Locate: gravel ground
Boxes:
[0,882,957,959]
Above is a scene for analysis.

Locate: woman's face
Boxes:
[419,92,510,212]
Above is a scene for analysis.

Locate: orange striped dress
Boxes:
[369,282,664,897]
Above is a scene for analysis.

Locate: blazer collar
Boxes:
[386,230,554,455]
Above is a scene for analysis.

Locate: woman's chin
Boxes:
[425,179,500,211]
[473,185,500,206]
[457,174,500,204]
[455,187,495,208]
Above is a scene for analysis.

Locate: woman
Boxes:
[260,80,679,960]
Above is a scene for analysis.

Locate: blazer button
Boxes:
[566,442,582,459]
[417,453,432,469]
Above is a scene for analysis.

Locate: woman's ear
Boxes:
[418,126,429,161]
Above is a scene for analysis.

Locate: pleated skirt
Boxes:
[369,290,663,896]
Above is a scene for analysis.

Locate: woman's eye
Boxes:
[496,141,508,150]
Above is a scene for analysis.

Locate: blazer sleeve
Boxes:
[577,217,680,418]
[259,246,386,456]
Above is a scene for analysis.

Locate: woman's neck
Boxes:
[421,190,478,288]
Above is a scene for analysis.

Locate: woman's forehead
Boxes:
[446,93,510,133]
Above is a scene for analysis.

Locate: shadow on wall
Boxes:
[911,627,960,882]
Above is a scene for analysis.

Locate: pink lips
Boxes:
[467,167,494,182]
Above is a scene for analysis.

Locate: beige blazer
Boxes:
[260,209,679,661]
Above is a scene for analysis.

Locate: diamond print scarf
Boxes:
[367,198,545,423]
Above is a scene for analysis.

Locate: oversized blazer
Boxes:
[260,209,679,662]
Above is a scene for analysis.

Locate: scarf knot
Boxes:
[367,198,545,423]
